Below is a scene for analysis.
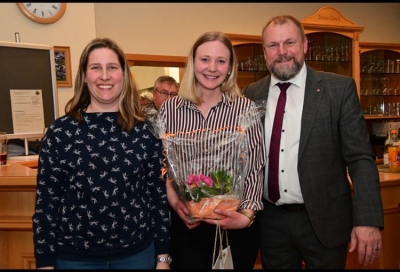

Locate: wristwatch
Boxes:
[156,255,172,265]
[239,210,256,227]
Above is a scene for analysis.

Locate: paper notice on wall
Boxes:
[10,89,45,134]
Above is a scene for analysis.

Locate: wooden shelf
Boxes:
[125,53,187,68]
[365,115,400,120]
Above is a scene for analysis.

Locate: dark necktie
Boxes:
[268,82,291,203]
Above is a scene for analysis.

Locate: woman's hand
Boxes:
[155,262,170,270]
[166,179,201,229]
[202,208,254,230]
[173,199,201,229]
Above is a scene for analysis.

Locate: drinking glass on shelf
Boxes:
[306,39,312,61]
[323,46,330,61]
[382,77,389,95]
[386,59,392,73]
[363,77,371,95]
[244,57,254,71]
[371,77,379,95]
[367,55,377,73]
[396,59,400,73]
[335,45,340,62]
[344,45,350,61]
[360,54,369,73]
[375,59,385,73]
[0,132,7,165]
[392,78,398,95]
[313,46,321,61]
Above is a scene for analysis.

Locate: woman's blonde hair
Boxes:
[65,37,143,132]
[179,31,241,104]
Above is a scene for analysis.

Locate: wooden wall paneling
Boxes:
[8,231,34,269]
[0,231,9,268]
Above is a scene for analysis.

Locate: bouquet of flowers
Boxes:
[147,100,266,221]
[183,169,240,219]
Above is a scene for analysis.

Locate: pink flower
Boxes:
[186,174,213,187]
[200,175,213,186]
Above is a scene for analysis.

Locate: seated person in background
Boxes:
[151,75,179,111]
[139,91,154,107]
[142,76,179,134]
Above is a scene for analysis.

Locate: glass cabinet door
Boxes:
[305,32,352,77]
[301,6,363,94]
[360,49,400,117]
[233,43,269,91]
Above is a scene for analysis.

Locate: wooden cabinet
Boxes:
[233,43,269,91]
[301,6,364,92]
[0,160,37,269]
[346,174,400,269]
[359,43,400,160]
[224,34,267,91]
[360,43,400,119]
[304,32,352,77]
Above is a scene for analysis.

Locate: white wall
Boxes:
[94,3,400,56]
[131,67,180,91]
[0,3,399,116]
[0,3,96,117]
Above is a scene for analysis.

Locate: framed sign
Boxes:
[54,46,72,87]
[0,40,58,139]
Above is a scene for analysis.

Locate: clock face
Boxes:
[17,3,66,24]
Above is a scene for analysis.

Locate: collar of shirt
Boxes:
[180,92,231,110]
[266,63,307,205]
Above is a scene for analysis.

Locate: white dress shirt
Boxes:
[264,63,307,205]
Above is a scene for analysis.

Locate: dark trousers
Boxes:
[259,199,348,269]
[169,208,260,269]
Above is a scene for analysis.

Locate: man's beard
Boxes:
[268,55,303,81]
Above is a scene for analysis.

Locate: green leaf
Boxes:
[185,169,234,201]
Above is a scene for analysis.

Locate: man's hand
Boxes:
[348,226,382,266]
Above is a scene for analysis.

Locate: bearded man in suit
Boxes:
[243,15,384,269]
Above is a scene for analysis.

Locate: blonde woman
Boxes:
[158,31,266,269]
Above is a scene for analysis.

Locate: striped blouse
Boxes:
[158,93,266,211]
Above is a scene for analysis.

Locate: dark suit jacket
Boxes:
[243,65,384,248]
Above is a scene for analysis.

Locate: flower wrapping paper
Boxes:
[147,100,266,221]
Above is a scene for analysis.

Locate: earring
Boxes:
[228,71,231,75]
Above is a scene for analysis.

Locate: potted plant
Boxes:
[185,169,240,219]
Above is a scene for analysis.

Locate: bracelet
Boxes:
[156,255,172,265]
[239,210,255,227]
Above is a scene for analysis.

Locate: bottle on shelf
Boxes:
[388,129,400,172]
[383,129,393,168]
[397,59,400,73]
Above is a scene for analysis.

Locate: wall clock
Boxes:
[17,3,66,24]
